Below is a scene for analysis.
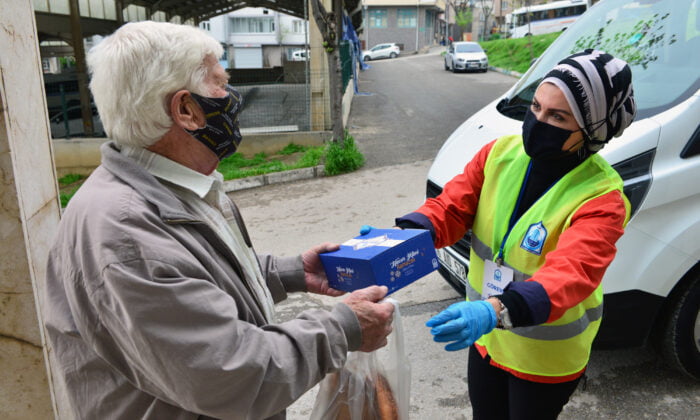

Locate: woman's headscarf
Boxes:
[540,49,637,152]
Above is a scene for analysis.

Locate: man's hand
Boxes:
[302,242,345,297]
[343,286,395,352]
[426,300,497,351]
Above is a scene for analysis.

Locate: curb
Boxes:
[489,65,522,78]
[224,165,326,193]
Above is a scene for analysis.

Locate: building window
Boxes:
[291,19,305,33]
[369,9,387,28]
[397,9,417,28]
[200,21,211,31]
[231,17,275,33]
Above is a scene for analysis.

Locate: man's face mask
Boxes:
[522,108,581,161]
[185,85,243,160]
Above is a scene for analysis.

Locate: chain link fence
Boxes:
[44,42,356,139]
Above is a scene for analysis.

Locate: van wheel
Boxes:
[660,270,700,380]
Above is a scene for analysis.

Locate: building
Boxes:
[201,8,309,69]
[361,0,447,53]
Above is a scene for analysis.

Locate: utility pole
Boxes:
[525,0,533,62]
[68,0,94,136]
[415,0,420,52]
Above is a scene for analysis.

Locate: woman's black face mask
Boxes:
[522,108,581,161]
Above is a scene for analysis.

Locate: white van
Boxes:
[427,0,700,379]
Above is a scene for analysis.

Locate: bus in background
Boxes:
[508,0,588,38]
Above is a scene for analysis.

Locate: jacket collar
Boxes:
[100,141,199,223]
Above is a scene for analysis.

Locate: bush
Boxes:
[323,132,365,176]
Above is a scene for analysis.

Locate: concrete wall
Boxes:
[1,1,66,418]
[53,130,332,176]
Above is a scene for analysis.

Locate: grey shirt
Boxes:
[44,142,361,420]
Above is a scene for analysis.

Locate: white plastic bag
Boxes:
[310,299,411,420]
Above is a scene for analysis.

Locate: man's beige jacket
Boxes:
[44,142,360,419]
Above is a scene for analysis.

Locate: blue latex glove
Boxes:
[426,300,497,351]
[359,225,375,235]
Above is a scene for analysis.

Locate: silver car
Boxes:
[444,41,489,73]
[362,43,401,61]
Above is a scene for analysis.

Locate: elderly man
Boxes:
[44,21,394,420]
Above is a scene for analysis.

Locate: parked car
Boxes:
[290,49,308,61]
[362,43,400,61]
[49,104,105,138]
[444,41,488,73]
[428,0,700,379]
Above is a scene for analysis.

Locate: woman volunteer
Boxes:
[395,49,637,418]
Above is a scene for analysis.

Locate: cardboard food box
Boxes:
[320,229,439,294]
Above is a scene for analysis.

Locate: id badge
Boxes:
[482,259,513,299]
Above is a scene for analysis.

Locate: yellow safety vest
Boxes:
[467,134,630,378]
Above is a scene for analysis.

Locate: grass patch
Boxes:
[57,173,86,208]
[217,143,324,180]
[480,32,561,74]
[323,132,364,176]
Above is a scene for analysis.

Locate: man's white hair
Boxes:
[88,21,224,147]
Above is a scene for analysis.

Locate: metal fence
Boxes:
[43,42,356,139]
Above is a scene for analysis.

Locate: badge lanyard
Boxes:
[482,162,532,298]
[496,160,558,265]
[495,161,533,266]
[483,160,558,298]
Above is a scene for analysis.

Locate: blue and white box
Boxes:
[320,229,439,294]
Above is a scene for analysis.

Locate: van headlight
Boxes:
[611,149,655,217]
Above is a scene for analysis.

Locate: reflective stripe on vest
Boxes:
[467,134,629,378]
[468,232,603,340]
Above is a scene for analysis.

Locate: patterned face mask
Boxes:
[185,85,243,160]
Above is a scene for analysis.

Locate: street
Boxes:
[231,51,700,418]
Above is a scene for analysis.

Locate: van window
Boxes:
[499,0,700,121]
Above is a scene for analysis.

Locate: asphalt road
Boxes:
[230,51,700,418]
[349,49,514,168]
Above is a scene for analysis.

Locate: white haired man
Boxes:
[44,21,394,419]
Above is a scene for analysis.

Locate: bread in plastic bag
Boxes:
[310,298,410,420]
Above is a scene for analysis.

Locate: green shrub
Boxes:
[323,132,364,176]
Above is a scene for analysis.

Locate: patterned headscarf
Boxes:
[540,49,637,152]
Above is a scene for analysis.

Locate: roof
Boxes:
[36,0,363,42]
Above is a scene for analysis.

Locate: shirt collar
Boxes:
[119,144,218,199]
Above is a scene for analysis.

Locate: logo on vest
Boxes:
[520,221,547,255]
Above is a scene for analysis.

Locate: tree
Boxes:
[310,0,345,143]
[477,0,493,41]
[449,0,473,41]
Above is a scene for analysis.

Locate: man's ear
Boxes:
[170,90,205,131]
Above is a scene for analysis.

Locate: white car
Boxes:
[362,43,400,61]
[444,41,488,73]
[290,50,308,61]
[428,0,700,379]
